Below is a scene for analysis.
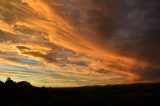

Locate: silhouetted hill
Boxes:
[0,78,159,106]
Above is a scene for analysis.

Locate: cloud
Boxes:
[0,0,159,86]
[45,0,160,64]
[48,0,160,82]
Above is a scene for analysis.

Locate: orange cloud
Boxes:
[0,0,159,87]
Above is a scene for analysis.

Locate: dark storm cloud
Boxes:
[45,0,160,81]
[107,0,160,64]
[47,0,160,64]
[60,0,160,62]
[132,66,160,82]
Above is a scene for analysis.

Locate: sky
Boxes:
[0,0,160,87]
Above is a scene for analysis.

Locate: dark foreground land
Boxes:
[0,79,160,106]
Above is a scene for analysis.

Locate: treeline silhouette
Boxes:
[0,78,160,106]
[0,77,32,90]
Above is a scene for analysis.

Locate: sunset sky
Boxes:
[0,0,159,87]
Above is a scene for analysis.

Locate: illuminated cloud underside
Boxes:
[0,0,159,87]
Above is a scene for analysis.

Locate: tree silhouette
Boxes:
[4,77,16,89]
[17,81,32,88]
[0,80,4,89]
